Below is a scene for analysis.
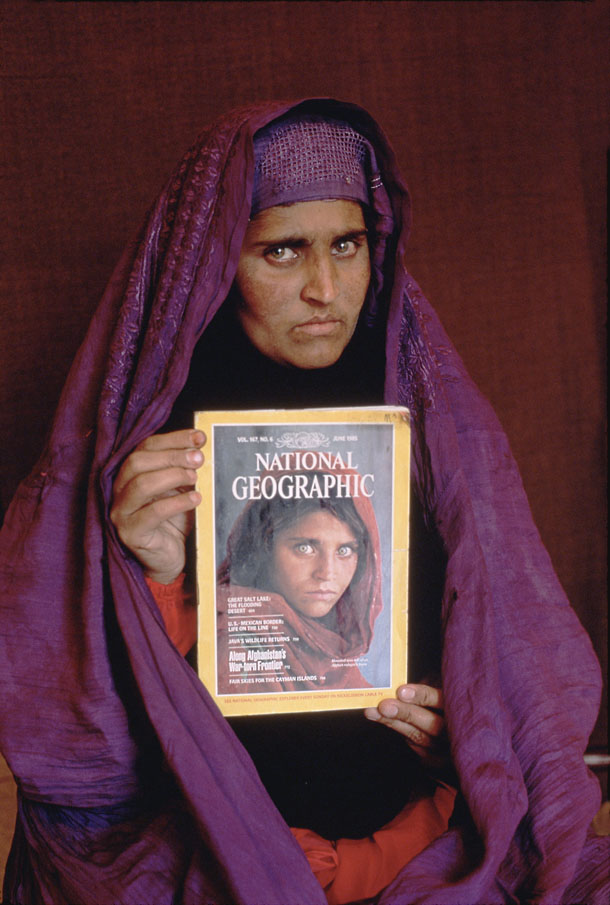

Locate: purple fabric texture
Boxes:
[0,99,607,904]
[251,114,375,214]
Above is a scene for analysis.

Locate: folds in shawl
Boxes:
[0,99,607,904]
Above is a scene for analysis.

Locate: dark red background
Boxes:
[1,2,607,757]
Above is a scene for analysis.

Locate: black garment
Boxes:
[166,301,442,839]
[166,298,387,422]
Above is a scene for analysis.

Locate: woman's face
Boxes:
[235,200,370,369]
[269,509,359,618]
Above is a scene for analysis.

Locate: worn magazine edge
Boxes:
[194,406,410,717]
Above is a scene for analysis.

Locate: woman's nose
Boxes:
[312,551,335,580]
[302,253,339,305]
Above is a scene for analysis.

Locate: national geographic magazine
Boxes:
[194,407,410,717]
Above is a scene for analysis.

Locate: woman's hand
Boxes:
[110,429,205,584]
[364,684,450,773]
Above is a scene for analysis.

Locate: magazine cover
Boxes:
[194,407,410,717]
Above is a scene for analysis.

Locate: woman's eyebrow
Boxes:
[252,236,309,249]
[336,228,368,242]
[252,228,368,248]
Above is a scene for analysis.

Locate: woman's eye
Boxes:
[337,544,356,557]
[333,239,360,257]
[265,246,298,263]
[295,542,314,554]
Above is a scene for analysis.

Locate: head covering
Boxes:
[251,110,394,326]
[0,99,607,904]
[251,113,379,214]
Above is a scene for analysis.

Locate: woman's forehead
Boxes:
[244,199,366,242]
[277,508,356,537]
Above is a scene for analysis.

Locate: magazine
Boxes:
[194,407,410,717]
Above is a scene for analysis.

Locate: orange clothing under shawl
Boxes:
[292,783,456,905]
[144,573,197,656]
[147,575,456,904]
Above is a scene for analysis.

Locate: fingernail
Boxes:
[379,701,398,718]
[399,687,415,701]
[191,430,205,446]
[364,708,381,721]
[187,450,203,465]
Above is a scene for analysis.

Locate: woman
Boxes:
[0,100,606,904]
[216,467,382,693]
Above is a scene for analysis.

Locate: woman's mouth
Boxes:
[294,318,341,337]
[305,589,339,599]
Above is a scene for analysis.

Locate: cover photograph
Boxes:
[194,407,410,716]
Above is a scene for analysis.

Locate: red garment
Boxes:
[144,573,197,656]
[292,783,457,905]
[149,578,457,905]
[150,572,371,690]
[216,583,372,693]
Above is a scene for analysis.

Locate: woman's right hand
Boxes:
[110,429,205,584]
[364,684,452,777]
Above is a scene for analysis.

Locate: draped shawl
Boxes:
[0,99,607,904]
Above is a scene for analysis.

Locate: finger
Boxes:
[371,699,444,740]
[114,446,204,495]
[397,684,444,711]
[365,714,440,748]
[115,490,201,551]
[364,705,438,747]
[114,429,205,495]
[111,467,199,525]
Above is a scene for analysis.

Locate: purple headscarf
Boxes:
[0,98,607,904]
[251,113,378,213]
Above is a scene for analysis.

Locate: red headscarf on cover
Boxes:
[0,99,607,904]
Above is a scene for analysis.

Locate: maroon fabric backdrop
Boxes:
[1,0,606,764]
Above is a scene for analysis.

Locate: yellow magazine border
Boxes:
[194,407,410,717]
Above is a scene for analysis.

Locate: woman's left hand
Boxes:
[364,684,450,772]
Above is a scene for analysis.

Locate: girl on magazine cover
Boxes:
[216,466,384,693]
